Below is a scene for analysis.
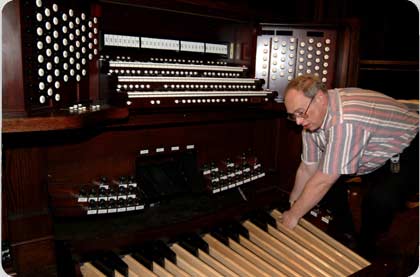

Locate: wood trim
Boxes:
[359,60,419,66]
[2,106,129,133]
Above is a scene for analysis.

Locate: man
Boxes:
[281,74,419,257]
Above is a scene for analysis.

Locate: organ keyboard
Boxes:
[79,209,370,276]
[100,36,276,109]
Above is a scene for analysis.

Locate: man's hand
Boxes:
[280,209,300,229]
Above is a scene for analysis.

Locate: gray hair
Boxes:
[284,74,327,98]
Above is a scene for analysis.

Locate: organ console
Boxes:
[2,0,364,276]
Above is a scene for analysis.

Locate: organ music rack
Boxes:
[2,0,363,275]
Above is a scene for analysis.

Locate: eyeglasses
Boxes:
[287,95,315,121]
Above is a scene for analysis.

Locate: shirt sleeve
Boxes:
[320,123,370,175]
[301,130,323,164]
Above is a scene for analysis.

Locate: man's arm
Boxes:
[289,160,319,205]
[282,170,340,229]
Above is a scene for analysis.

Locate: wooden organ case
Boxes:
[2,0,367,276]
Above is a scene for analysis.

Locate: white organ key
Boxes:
[114,270,126,277]
[173,255,206,277]
[191,247,239,277]
[80,262,106,277]
[202,233,270,277]
[270,211,355,275]
[270,209,366,272]
[286,210,369,268]
[243,220,336,277]
[152,261,175,277]
[224,236,286,276]
[264,223,345,276]
[241,220,316,277]
[122,255,158,277]
[236,234,299,276]
[170,243,223,277]
[162,258,189,277]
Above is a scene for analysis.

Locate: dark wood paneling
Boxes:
[275,118,302,192]
[2,145,57,275]
[3,148,49,215]
[2,107,129,133]
[46,118,277,185]
[2,0,25,116]
[12,238,57,276]
[8,215,53,243]
[334,18,361,87]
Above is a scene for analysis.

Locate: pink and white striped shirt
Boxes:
[302,88,419,175]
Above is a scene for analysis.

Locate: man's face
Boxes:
[284,88,325,131]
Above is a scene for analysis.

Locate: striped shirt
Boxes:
[302,88,419,175]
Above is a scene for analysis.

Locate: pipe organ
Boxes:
[2,0,364,276]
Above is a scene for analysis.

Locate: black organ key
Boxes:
[130,251,153,270]
[97,252,129,277]
[177,233,239,276]
[223,221,250,240]
[127,250,175,276]
[148,240,177,264]
[201,232,271,276]
[131,240,180,277]
[247,209,277,228]
[244,211,269,231]
[178,233,209,254]
[85,252,125,277]
[212,224,287,276]
[131,243,159,267]
[210,226,230,246]
[119,254,157,276]
[177,239,199,257]
[90,259,113,277]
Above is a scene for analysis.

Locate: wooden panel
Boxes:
[334,19,361,88]
[8,215,53,243]
[3,148,49,215]
[12,238,56,276]
[2,0,25,116]
[2,107,129,133]
[46,120,275,185]
[275,117,302,191]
